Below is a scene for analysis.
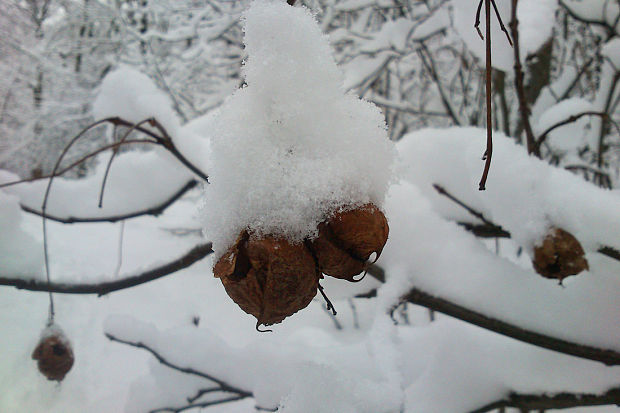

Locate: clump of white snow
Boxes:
[534,97,595,154]
[0,172,44,277]
[201,0,395,255]
[93,65,181,136]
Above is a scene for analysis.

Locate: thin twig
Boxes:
[479,0,493,190]
[474,0,484,40]
[536,111,617,152]
[99,119,154,208]
[0,138,158,190]
[40,118,123,323]
[490,0,513,46]
[318,283,337,316]
[114,221,126,278]
[106,332,252,394]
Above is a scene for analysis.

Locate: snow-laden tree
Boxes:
[0,0,619,413]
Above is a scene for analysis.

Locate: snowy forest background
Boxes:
[0,0,619,412]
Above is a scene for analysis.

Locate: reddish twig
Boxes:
[479,0,493,190]
[474,0,513,46]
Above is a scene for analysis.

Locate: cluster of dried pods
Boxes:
[214,204,389,328]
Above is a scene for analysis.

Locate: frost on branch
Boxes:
[201,0,395,256]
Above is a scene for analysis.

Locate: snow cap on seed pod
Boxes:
[214,231,319,327]
[201,0,395,258]
[32,323,74,381]
[532,227,589,282]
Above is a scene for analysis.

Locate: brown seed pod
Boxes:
[532,227,589,281]
[32,327,74,381]
[311,203,389,281]
[214,232,319,327]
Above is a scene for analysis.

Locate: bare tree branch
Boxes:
[20,179,198,223]
[0,242,213,296]
[536,111,612,151]
[401,287,620,366]
[106,332,280,413]
[468,386,620,413]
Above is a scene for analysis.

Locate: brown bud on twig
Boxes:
[32,326,74,381]
[214,232,319,327]
[311,204,389,281]
[532,227,589,281]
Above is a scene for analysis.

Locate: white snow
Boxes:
[1,149,194,221]
[396,127,620,255]
[200,0,395,256]
[93,65,181,136]
[0,178,44,277]
[534,98,595,154]
[379,179,620,351]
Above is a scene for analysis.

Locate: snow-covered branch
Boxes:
[469,386,620,413]
[400,286,620,366]
[0,242,212,295]
[20,179,198,224]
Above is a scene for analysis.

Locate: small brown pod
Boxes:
[214,232,319,327]
[532,227,589,281]
[311,203,389,281]
[32,326,74,381]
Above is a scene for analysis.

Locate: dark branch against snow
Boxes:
[468,386,620,413]
[0,243,213,296]
[20,179,198,224]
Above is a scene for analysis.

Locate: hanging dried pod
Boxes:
[32,324,74,381]
[214,231,319,327]
[532,227,589,281]
[310,203,389,281]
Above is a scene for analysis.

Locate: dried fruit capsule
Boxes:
[311,203,389,281]
[32,325,74,381]
[532,227,589,281]
[214,232,319,327]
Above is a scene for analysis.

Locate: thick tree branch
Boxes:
[0,242,213,295]
[469,386,620,413]
[20,179,198,224]
[401,287,620,366]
